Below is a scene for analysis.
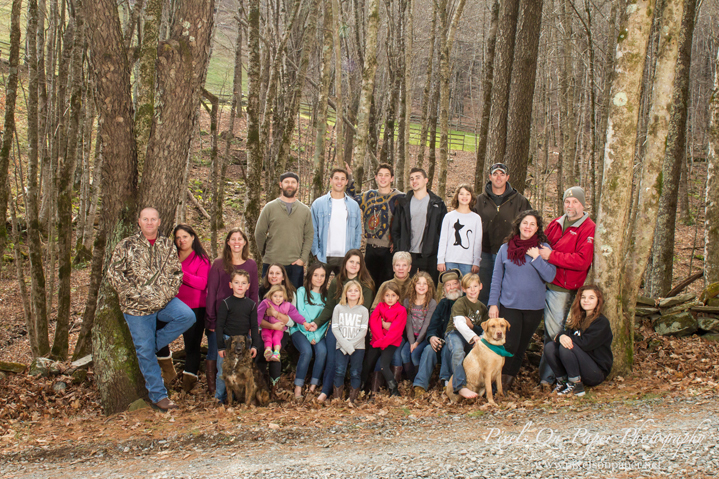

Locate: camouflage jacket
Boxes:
[107,232,183,316]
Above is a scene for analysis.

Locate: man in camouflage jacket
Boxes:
[107,207,195,411]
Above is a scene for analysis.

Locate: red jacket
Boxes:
[545,213,595,291]
[369,302,407,349]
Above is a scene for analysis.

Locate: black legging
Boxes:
[500,305,543,377]
[255,331,290,384]
[155,307,205,371]
[361,345,398,386]
[543,340,605,386]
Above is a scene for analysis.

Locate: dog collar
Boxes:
[481,338,513,357]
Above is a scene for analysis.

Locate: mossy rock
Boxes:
[658,293,695,309]
[635,306,659,316]
[699,282,719,303]
[128,398,150,412]
[29,358,61,377]
[698,316,719,333]
[653,312,698,337]
[707,298,719,307]
[661,299,700,316]
[701,333,719,342]
[636,296,656,307]
[71,369,88,384]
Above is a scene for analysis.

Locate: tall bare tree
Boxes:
[706,45,719,286]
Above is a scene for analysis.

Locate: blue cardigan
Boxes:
[489,242,556,311]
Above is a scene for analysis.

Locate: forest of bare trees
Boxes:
[1,0,719,413]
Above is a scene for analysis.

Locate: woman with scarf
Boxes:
[488,210,556,391]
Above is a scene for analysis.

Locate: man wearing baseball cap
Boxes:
[473,163,532,306]
[255,171,314,288]
[537,186,596,389]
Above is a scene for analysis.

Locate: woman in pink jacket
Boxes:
[360,282,407,397]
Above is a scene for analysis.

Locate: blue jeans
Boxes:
[214,334,232,403]
[321,328,337,396]
[478,252,497,306]
[401,338,428,366]
[445,262,472,278]
[413,341,452,390]
[123,297,195,403]
[539,289,574,384]
[335,349,365,389]
[206,330,218,361]
[292,331,327,387]
[447,331,474,393]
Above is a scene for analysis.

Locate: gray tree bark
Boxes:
[706,46,719,286]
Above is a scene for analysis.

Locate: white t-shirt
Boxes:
[327,198,348,257]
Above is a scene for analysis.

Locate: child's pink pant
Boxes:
[261,328,284,350]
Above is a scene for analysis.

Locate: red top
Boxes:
[544,214,596,291]
[176,251,211,309]
[148,238,156,246]
[369,302,407,349]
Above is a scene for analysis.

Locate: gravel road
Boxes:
[2,393,717,479]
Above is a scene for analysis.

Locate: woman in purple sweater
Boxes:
[488,210,556,391]
[172,224,212,393]
[206,228,259,394]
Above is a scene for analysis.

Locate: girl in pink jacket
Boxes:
[257,285,306,362]
[360,282,407,397]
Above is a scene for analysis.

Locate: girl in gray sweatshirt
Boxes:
[332,281,370,394]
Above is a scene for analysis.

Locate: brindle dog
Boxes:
[221,335,270,406]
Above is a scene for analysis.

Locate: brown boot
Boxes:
[501,374,515,393]
[333,385,344,400]
[182,372,198,393]
[403,362,416,382]
[371,371,384,394]
[348,387,360,407]
[205,360,217,395]
[413,386,426,398]
[391,365,403,385]
[157,355,177,390]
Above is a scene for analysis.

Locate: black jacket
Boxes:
[474,181,531,254]
[553,314,614,376]
[425,298,458,340]
[392,190,448,256]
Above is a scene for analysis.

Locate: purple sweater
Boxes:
[489,242,556,311]
[176,252,210,309]
[206,258,259,330]
[257,299,306,331]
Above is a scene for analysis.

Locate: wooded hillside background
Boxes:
[0,0,718,413]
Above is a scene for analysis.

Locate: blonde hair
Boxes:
[340,280,365,306]
[408,272,436,308]
[264,284,288,302]
[461,273,481,290]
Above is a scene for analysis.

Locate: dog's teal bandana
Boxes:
[481,338,513,357]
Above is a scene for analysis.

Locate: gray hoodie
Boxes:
[331,304,369,355]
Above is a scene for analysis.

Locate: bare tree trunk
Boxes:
[52,2,86,360]
[0,0,23,252]
[415,1,438,171]
[557,0,577,195]
[593,0,653,375]
[484,0,520,174]
[503,0,544,194]
[706,46,719,286]
[646,0,698,297]
[401,0,413,187]
[473,0,499,191]
[26,0,51,357]
[204,89,221,259]
[351,0,381,191]
[396,0,408,191]
[426,80,440,188]
[437,0,467,197]
[678,156,691,224]
[332,0,344,168]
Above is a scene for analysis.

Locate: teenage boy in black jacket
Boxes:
[391,168,447,285]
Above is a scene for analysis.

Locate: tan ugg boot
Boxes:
[182,371,198,393]
[157,355,177,390]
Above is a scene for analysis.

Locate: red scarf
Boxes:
[507,234,539,266]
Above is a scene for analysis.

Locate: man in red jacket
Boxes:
[537,186,595,389]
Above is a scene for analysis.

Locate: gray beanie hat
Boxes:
[563,186,586,208]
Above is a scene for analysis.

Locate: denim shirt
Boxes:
[310,192,362,263]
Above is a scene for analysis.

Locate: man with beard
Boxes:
[412,269,463,397]
[255,171,314,288]
[473,163,531,306]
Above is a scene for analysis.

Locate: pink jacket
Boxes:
[257,299,306,331]
[176,252,210,309]
[369,302,407,349]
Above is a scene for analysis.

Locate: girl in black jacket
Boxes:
[544,285,613,396]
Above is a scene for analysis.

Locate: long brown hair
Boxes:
[173,224,210,264]
[407,271,436,309]
[566,285,604,331]
[222,227,250,274]
[502,210,549,244]
[333,249,375,300]
[303,262,329,305]
[261,263,296,302]
[450,184,477,210]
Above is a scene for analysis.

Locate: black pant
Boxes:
[543,340,605,386]
[500,305,543,377]
[263,263,304,290]
[324,256,345,278]
[410,253,439,286]
[155,307,206,369]
[255,331,290,384]
[365,246,393,288]
[361,345,398,386]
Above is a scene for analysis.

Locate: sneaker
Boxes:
[270,350,281,362]
[558,381,585,397]
[552,379,568,395]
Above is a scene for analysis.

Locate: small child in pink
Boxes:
[257,285,306,362]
